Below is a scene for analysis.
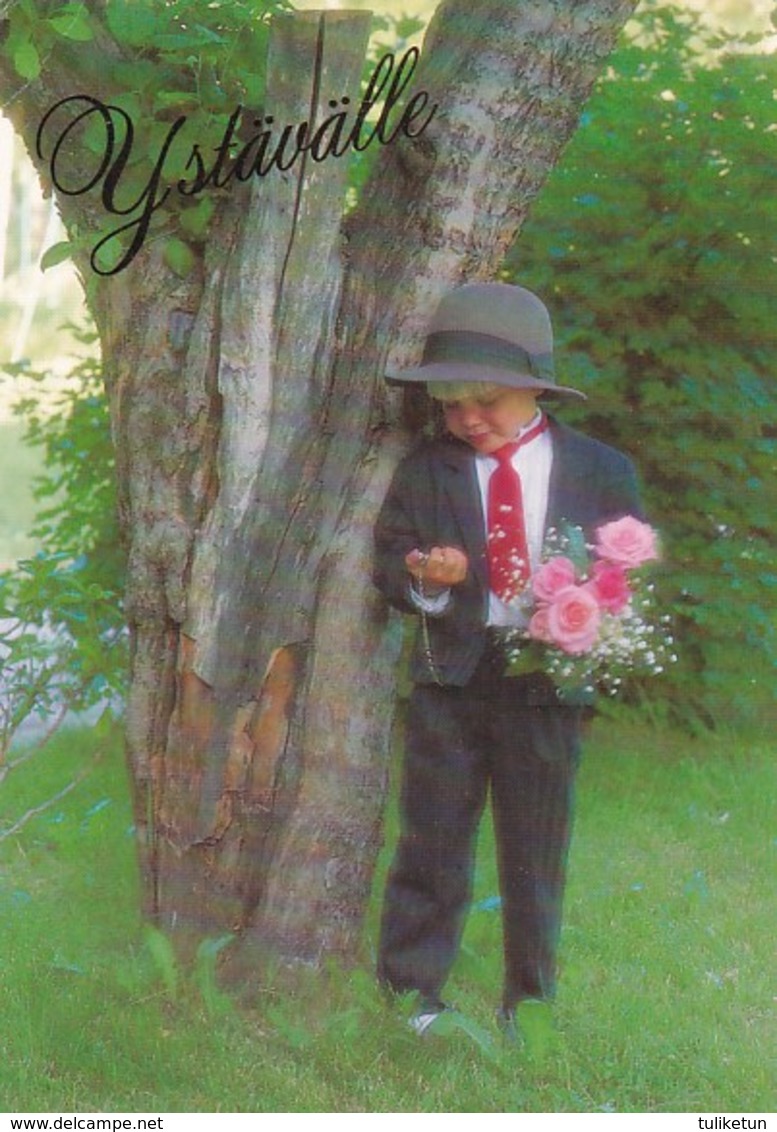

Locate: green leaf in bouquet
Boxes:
[558,519,590,575]
[504,640,544,678]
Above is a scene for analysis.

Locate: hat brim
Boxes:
[385,361,587,401]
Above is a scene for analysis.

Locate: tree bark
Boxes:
[0,0,637,980]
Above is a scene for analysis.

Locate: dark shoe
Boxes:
[408,1008,448,1036]
[496,1005,519,1045]
[408,996,451,1037]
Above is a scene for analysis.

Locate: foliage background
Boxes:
[503,3,776,727]
[1,336,126,713]
[5,1,774,732]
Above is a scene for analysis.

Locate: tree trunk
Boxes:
[0,0,637,981]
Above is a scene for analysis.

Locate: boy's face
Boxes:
[441,386,541,454]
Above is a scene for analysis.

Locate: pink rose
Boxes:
[532,556,577,602]
[586,560,631,614]
[528,605,555,644]
[546,585,601,655]
[594,516,659,568]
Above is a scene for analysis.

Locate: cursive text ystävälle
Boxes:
[35,47,437,276]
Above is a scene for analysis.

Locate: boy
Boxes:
[374,282,642,1036]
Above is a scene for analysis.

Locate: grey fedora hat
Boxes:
[387,282,585,400]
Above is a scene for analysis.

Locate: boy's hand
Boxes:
[405,546,468,589]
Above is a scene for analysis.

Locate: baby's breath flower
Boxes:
[513,517,676,695]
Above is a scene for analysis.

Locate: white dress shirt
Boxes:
[412,411,554,628]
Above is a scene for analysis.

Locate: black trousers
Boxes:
[377,645,581,1010]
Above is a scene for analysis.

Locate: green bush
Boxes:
[505,2,776,726]
[0,326,126,733]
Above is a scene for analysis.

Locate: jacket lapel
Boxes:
[545,417,576,534]
[440,442,490,593]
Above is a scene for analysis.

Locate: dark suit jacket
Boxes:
[374,416,643,689]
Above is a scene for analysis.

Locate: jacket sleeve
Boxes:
[373,451,428,615]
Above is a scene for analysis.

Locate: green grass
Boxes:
[0,715,774,1113]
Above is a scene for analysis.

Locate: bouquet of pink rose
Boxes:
[505,515,676,695]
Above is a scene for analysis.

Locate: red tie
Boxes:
[487,414,549,603]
